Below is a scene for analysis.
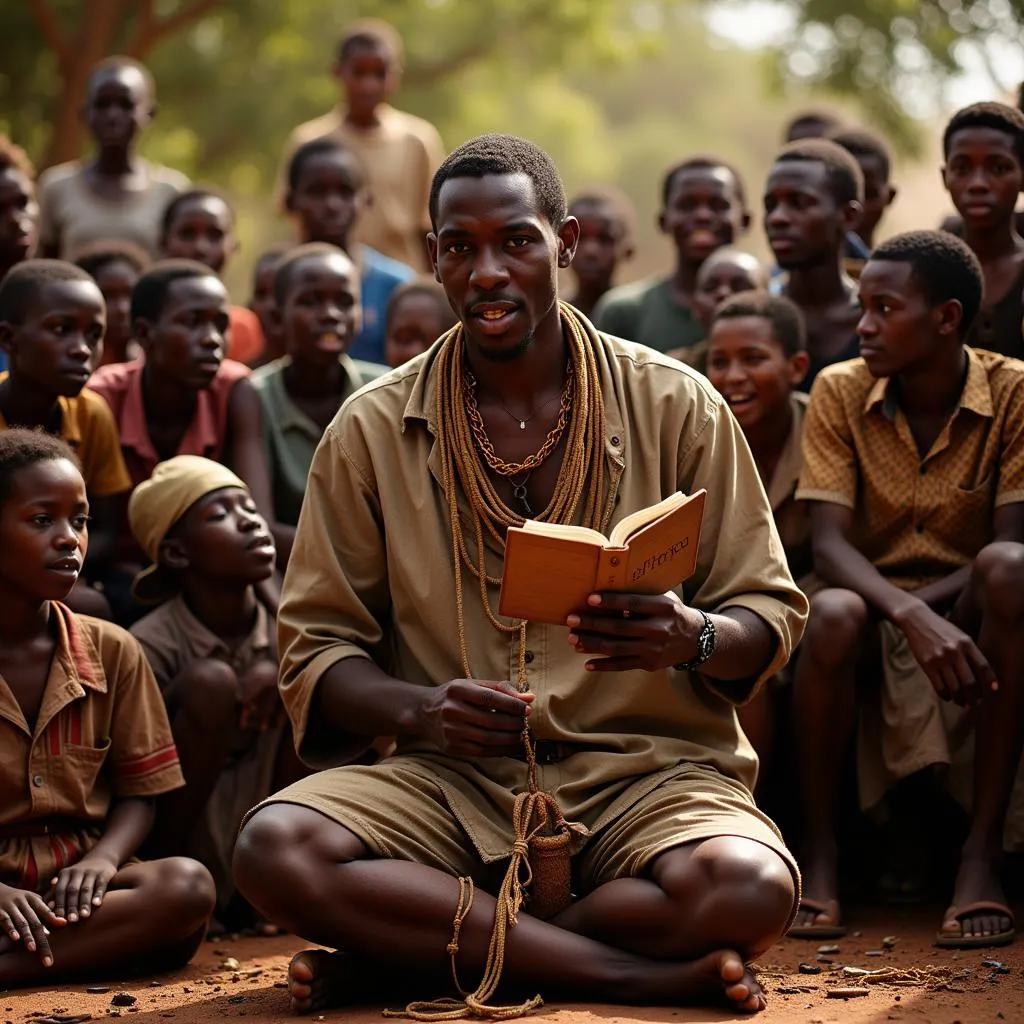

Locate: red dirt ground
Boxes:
[3,905,1023,1024]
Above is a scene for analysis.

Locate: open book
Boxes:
[498,490,706,626]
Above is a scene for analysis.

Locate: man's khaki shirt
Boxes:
[277,331,807,848]
[797,349,1024,589]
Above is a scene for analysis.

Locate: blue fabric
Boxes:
[0,351,6,373]
[350,246,416,364]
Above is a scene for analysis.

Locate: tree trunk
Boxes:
[30,0,224,170]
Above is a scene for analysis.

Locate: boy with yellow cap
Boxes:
[128,455,299,929]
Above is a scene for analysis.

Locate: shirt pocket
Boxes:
[58,739,112,816]
[929,476,995,546]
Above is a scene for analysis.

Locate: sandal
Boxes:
[935,901,1016,949]
[787,897,847,939]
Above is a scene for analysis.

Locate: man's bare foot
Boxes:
[937,855,1015,946]
[642,949,765,1013]
[288,950,353,1014]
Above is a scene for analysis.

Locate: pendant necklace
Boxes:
[511,471,533,517]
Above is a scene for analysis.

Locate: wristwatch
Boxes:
[674,609,716,672]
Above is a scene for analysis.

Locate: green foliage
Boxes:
[755,0,1024,152]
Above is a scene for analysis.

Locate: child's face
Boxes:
[385,292,444,369]
[92,258,139,354]
[764,160,849,270]
[170,486,275,585]
[856,258,955,379]
[139,275,229,390]
[1,279,105,397]
[0,167,37,272]
[280,253,361,367]
[855,154,894,243]
[336,43,397,121]
[288,153,365,248]
[0,458,89,602]
[692,253,766,330]
[943,127,1023,232]
[707,316,806,431]
[84,67,152,150]
[660,168,747,263]
[570,203,630,290]
[163,196,236,274]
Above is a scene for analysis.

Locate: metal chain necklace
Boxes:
[463,368,573,478]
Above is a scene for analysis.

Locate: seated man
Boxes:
[234,135,807,1016]
[792,231,1024,948]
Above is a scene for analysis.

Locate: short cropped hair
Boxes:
[86,55,156,101]
[429,134,566,231]
[828,127,892,182]
[942,101,1024,166]
[75,239,151,279]
[286,136,367,195]
[0,136,34,180]
[385,278,456,333]
[0,428,80,507]
[774,138,865,205]
[711,290,806,357]
[568,186,636,247]
[784,109,843,142]
[661,156,748,211]
[870,230,983,337]
[273,243,353,305]
[337,18,403,65]
[130,259,219,324]
[0,260,95,325]
[160,188,235,242]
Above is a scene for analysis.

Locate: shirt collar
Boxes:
[266,355,360,437]
[119,358,222,461]
[863,347,994,421]
[402,313,628,501]
[166,594,272,662]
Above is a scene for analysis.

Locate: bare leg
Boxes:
[791,588,870,931]
[0,858,215,986]
[941,543,1024,942]
[148,659,239,857]
[234,805,787,1014]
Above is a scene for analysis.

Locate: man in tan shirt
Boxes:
[235,135,807,1016]
[278,19,444,272]
[792,231,1024,949]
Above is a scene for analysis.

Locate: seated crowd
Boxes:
[2,14,1024,1019]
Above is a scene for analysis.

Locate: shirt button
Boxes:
[32,774,44,788]
[919,466,927,476]
[916,524,925,534]
[524,650,535,664]
[610,436,621,447]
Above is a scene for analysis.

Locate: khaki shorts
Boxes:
[248,755,799,918]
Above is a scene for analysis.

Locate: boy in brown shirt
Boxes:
[129,456,295,927]
[793,231,1024,948]
[0,429,213,986]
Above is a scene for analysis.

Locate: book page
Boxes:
[521,519,609,545]
[608,491,687,547]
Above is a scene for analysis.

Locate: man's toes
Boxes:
[716,950,746,984]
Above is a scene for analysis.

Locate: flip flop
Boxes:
[935,901,1016,949]
[787,897,847,939]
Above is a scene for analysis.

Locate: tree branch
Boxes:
[27,0,72,70]
[128,0,223,57]
[403,41,493,88]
